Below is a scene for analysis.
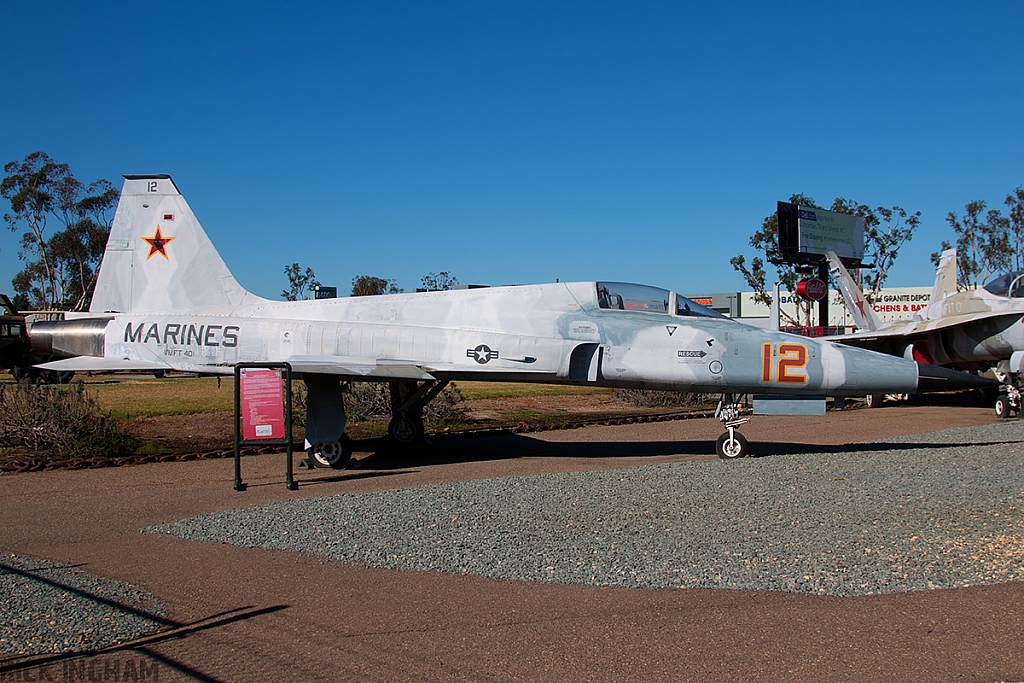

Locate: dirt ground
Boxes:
[3,402,1023,682]
[121,392,702,452]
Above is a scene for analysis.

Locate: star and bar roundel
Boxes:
[142,225,175,260]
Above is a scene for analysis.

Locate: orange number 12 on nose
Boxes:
[761,343,808,384]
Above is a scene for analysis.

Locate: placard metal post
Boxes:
[233,362,295,491]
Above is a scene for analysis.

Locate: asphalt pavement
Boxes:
[2,404,1023,682]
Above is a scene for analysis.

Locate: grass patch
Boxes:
[135,440,171,455]
[90,376,235,418]
[500,408,549,422]
[1,375,611,418]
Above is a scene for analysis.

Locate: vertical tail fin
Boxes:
[930,248,958,304]
[90,175,268,313]
[826,250,882,331]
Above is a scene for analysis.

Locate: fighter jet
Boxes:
[29,175,994,462]
[827,248,1022,416]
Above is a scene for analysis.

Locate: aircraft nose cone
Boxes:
[916,363,999,393]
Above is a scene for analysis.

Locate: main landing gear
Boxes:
[996,384,1021,419]
[715,394,749,459]
[304,377,451,469]
[308,436,354,469]
[387,379,449,445]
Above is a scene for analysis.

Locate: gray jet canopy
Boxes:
[596,282,727,319]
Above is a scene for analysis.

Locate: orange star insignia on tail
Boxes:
[142,225,175,260]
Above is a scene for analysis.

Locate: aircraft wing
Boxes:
[35,356,173,372]
[917,308,1024,331]
[286,356,436,380]
[286,355,555,381]
[827,308,1024,346]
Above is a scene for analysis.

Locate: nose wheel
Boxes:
[716,429,748,459]
[715,394,750,459]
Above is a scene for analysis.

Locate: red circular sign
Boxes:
[797,278,828,301]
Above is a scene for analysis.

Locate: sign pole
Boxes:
[818,260,829,334]
[284,370,296,491]
[233,365,246,491]
[233,362,295,492]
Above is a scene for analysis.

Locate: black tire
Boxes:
[388,414,424,445]
[309,439,351,469]
[865,394,885,408]
[995,393,1012,419]
[716,431,748,459]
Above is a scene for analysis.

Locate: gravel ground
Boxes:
[145,419,1024,598]
[0,555,167,656]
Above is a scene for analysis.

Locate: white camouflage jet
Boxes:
[828,248,1024,416]
[31,176,994,462]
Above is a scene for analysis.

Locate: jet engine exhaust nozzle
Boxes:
[916,363,998,393]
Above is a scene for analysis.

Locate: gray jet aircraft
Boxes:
[827,248,1022,416]
[30,176,994,462]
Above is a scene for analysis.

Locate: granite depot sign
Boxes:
[739,286,933,326]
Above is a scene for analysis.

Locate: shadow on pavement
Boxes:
[334,429,1018,470]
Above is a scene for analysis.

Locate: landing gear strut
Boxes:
[715,394,749,459]
[387,379,449,446]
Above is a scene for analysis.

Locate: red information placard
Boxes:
[239,368,285,440]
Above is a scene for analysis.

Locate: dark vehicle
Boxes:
[0,295,73,383]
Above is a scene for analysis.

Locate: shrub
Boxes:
[290,380,308,426]
[342,381,467,424]
[61,429,139,459]
[422,382,468,425]
[343,382,392,421]
[0,381,137,457]
[612,389,712,409]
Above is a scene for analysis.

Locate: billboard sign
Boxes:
[778,202,865,263]
[313,286,337,299]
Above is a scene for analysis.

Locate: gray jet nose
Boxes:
[916,363,999,392]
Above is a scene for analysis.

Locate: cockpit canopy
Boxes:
[596,282,728,319]
[983,270,1024,298]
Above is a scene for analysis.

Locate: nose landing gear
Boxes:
[715,394,749,459]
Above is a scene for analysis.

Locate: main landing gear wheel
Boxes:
[388,414,424,445]
[309,439,354,469]
[865,394,885,408]
[716,431,748,459]
[996,392,1013,419]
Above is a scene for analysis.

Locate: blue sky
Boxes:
[2,1,1022,301]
